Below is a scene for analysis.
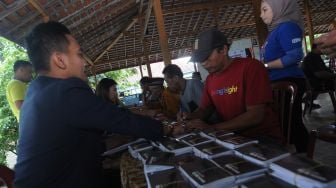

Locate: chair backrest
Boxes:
[0,165,14,188]
[271,81,298,145]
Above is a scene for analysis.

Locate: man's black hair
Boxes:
[13,60,32,72]
[25,21,71,73]
[162,64,183,78]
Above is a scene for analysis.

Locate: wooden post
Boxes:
[91,66,97,86]
[304,0,314,45]
[152,0,171,66]
[138,58,144,77]
[141,38,152,77]
[252,0,268,46]
[304,36,308,54]
[146,55,152,77]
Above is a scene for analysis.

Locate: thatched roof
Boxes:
[0,0,335,75]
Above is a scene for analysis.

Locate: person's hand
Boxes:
[171,122,186,136]
[162,122,186,137]
[154,112,167,121]
[316,30,336,58]
[184,119,209,132]
[177,111,188,122]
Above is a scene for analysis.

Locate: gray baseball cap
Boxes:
[191,28,229,62]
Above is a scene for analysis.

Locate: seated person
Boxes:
[139,76,180,119]
[302,43,335,90]
[182,28,280,139]
[96,78,124,107]
[161,87,180,119]
[140,77,165,109]
[162,64,203,113]
[139,76,150,103]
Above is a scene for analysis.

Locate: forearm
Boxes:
[212,105,265,132]
[266,48,303,69]
[265,59,284,69]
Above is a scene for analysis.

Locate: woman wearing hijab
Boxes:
[260,0,308,152]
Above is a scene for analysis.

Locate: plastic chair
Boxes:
[307,124,336,159]
[271,81,297,145]
[0,165,14,188]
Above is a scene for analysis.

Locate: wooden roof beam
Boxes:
[220,21,255,30]
[312,9,336,15]
[304,0,314,44]
[138,0,145,14]
[152,0,171,66]
[95,45,193,66]
[163,0,251,15]
[83,53,94,66]
[5,12,40,35]
[0,0,28,20]
[66,0,135,29]
[93,51,191,74]
[93,18,137,63]
[103,21,256,42]
[28,0,49,22]
[141,0,153,39]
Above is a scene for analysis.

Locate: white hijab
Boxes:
[263,0,304,32]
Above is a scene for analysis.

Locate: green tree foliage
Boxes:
[88,67,139,91]
[0,37,28,165]
[104,68,138,90]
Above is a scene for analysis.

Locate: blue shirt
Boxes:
[262,21,305,81]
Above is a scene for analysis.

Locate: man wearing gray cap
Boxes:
[183,28,280,139]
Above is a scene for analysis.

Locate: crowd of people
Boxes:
[4,0,336,187]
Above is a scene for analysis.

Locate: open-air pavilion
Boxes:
[1,0,335,77]
[1,0,336,187]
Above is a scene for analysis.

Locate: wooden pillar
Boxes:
[141,38,152,77]
[138,58,144,77]
[152,0,171,66]
[304,36,308,54]
[252,0,268,46]
[145,56,152,77]
[91,66,97,86]
[304,0,314,46]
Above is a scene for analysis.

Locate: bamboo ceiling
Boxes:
[0,0,335,76]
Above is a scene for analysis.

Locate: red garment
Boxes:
[201,58,280,138]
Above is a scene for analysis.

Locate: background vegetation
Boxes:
[0,37,28,165]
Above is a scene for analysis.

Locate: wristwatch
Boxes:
[264,63,269,68]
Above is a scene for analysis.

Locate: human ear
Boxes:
[51,52,67,70]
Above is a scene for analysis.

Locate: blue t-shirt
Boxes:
[262,21,305,81]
